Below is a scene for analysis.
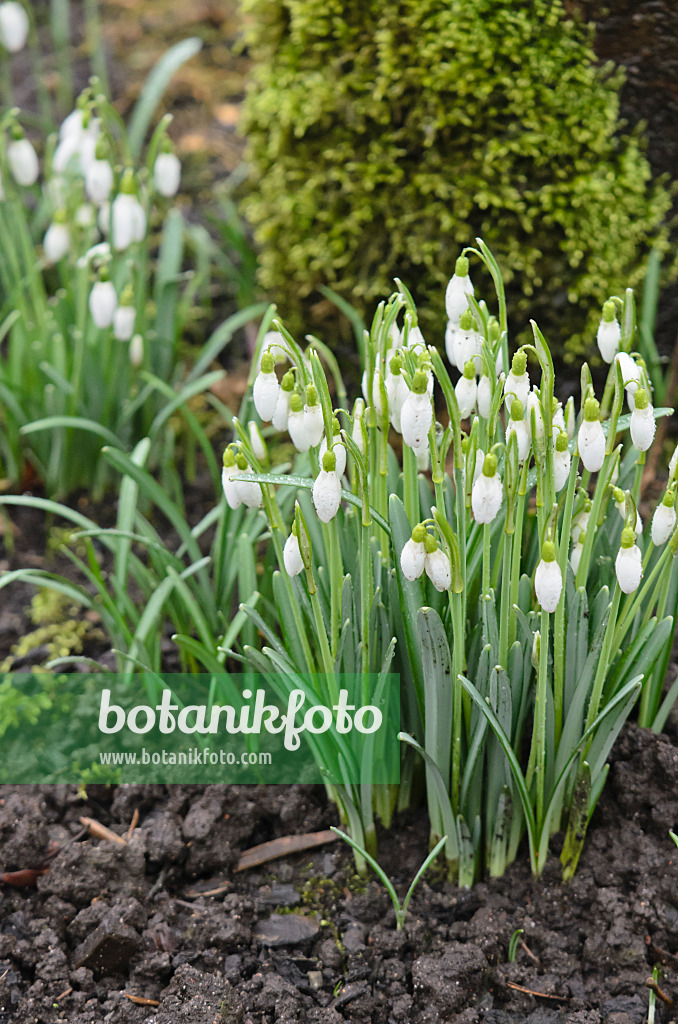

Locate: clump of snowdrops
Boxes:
[0,71,246,498]
[223,239,678,883]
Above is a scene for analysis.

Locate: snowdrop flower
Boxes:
[629,387,655,452]
[0,2,29,53]
[615,527,642,594]
[565,396,576,440]
[477,375,492,419]
[154,148,181,198]
[59,107,85,142]
[535,540,562,613]
[553,431,571,492]
[113,285,135,340]
[455,361,477,419]
[319,420,346,478]
[361,366,386,417]
[571,501,591,544]
[52,111,99,174]
[527,390,545,448]
[234,453,263,509]
[552,402,566,442]
[221,448,243,510]
[257,329,286,370]
[445,320,459,368]
[445,255,473,324]
[577,397,605,472]
[85,151,114,204]
[449,309,480,371]
[401,371,433,450]
[76,203,96,228]
[670,445,678,481]
[89,274,117,328]
[248,421,267,463]
[505,398,531,463]
[7,131,39,186]
[304,385,324,448]
[129,333,144,368]
[111,170,146,251]
[472,447,485,485]
[287,392,309,452]
[613,488,643,536]
[472,453,503,524]
[253,351,280,422]
[351,397,367,457]
[406,324,425,349]
[615,352,642,409]
[283,531,304,576]
[400,524,427,581]
[570,531,585,575]
[425,537,452,592]
[415,445,430,471]
[385,353,409,433]
[43,212,70,264]
[596,300,621,363]
[312,451,342,522]
[651,491,677,546]
[504,350,530,411]
[272,370,295,432]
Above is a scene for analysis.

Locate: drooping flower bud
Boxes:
[477,375,492,419]
[527,389,545,447]
[506,398,531,463]
[651,491,677,546]
[504,350,530,410]
[113,284,135,341]
[615,352,642,409]
[351,397,367,457]
[629,387,655,452]
[129,333,144,367]
[253,351,280,422]
[400,523,427,581]
[577,398,605,472]
[455,360,477,419]
[272,370,295,431]
[287,391,309,452]
[234,452,263,508]
[312,451,342,522]
[386,352,408,432]
[400,371,432,450]
[153,149,181,198]
[248,420,267,462]
[85,145,114,204]
[89,274,117,329]
[319,419,346,478]
[571,500,591,544]
[596,300,621,363]
[0,2,29,53]
[304,384,325,448]
[471,453,503,524]
[221,448,243,510]
[615,527,642,594]
[553,431,571,492]
[43,211,70,264]
[613,487,642,536]
[570,531,585,575]
[424,535,452,592]
[535,539,562,613]
[445,255,474,324]
[283,530,304,576]
[7,130,39,186]
[111,170,146,251]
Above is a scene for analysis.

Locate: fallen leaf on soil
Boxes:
[124,994,160,1006]
[236,829,338,871]
[80,817,127,845]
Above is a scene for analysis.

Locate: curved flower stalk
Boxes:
[217,241,678,888]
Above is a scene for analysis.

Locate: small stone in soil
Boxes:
[254,912,320,947]
[73,920,143,974]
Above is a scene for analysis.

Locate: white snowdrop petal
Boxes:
[535,559,563,613]
[455,375,477,419]
[319,438,347,478]
[471,473,503,524]
[400,391,432,450]
[272,389,291,432]
[288,409,310,452]
[425,549,451,592]
[577,420,605,472]
[597,319,621,363]
[504,370,530,410]
[630,406,655,452]
[400,538,426,581]
[615,544,642,594]
[304,404,325,448]
[85,159,114,203]
[253,370,280,422]
[0,2,29,52]
[129,333,144,367]
[8,138,39,186]
[113,305,136,341]
[89,281,117,328]
[154,152,181,197]
[553,449,571,492]
[43,223,70,263]
[312,470,342,522]
[445,274,474,323]
[477,376,491,419]
[651,503,676,546]
[235,472,263,509]
[283,534,304,576]
[221,465,243,510]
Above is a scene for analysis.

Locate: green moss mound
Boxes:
[240,0,671,358]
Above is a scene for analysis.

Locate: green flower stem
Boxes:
[583,584,622,749]
[554,455,579,743]
[403,444,419,529]
[535,607,550,832]
[325,517,343,658]
[482,522,492,597]
[631,451,645,507]
[574,450,613,589]
[508,461,529,647]
[498,525,513,669]
[451,591,465,812]
[310,587,335,676]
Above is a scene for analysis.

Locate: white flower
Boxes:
[52,115,99,174]
[111,190,146,251]
[253,353,280,421]
[445,255,473,324]
[477,375,492,419]
[272,371,294,432]
[385,360,408,432]
[7,136,39,186]
[352,399,367,456]
[304,388,325,448]
[283,532,304,576]
[234,461,263,509]
[400,530,426,581]
[571,504,591,544]
[319,434,346,478]
[154,151,181,197]
[89,279,117,328]
[43,220,70,264]
[505,400,531,463]
[615,530,642,594]
[257,330,286,370]
[472,455,503,524]
[577,399,605,472]
[527,390,545,446]
[0,2,29,52]
[85,158,114,204]
[472,448,485,484]
[615,352,642,409]
[504,351,530,410]
[455,363,477,419]
[76,203,95,228]
[596,301,621,363]
[129,333,144,367]
[59,108,85,141]
[445,320,459,368]
[415,445,430,471]
[570,534,585,575]
[553,434,571,492]
[113,303,136,341]
[629,389,655,452]
[670,445,678,481]
[312,458,342,522]
[535,543,562,613]
[425,547,451,592]
[400,373,432,450]
[248,420,266,462]
[287,395,310,452]
[221,452,242,510]
[651,497,676,546]
[613,489,643,536]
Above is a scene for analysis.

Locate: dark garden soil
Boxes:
[0,724,675,1024]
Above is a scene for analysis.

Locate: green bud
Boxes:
[424,533,437,554]
[260,351,275,374]
[235,453,248,471]
[281,370,295,392]
[511,350,527,376]
[613,486,625,503]
[542,540,556,562]
[412,370,428,395]
[322,450,336,472]
[463,360,476,381]
[94,140,107,161]
[634,387,649,410]
[390,352,403,375]
[455,255,469,277]
[555,431,568,452]
[306,384,319,407]
[412,523,427,544]
[10,124,23,141]
[662,489,676,508]
[290,391,303,413]
[488,317,500,343]
[223,448,236,468]
[583,397,600,422]
[602,300,616,323]
[483,453,497,477]
[331,416,340,436]
[620,526,636,549]
[53,208,68,224]
[120,168,136,195]
[459,309,474,331]
[510,398,524,421]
